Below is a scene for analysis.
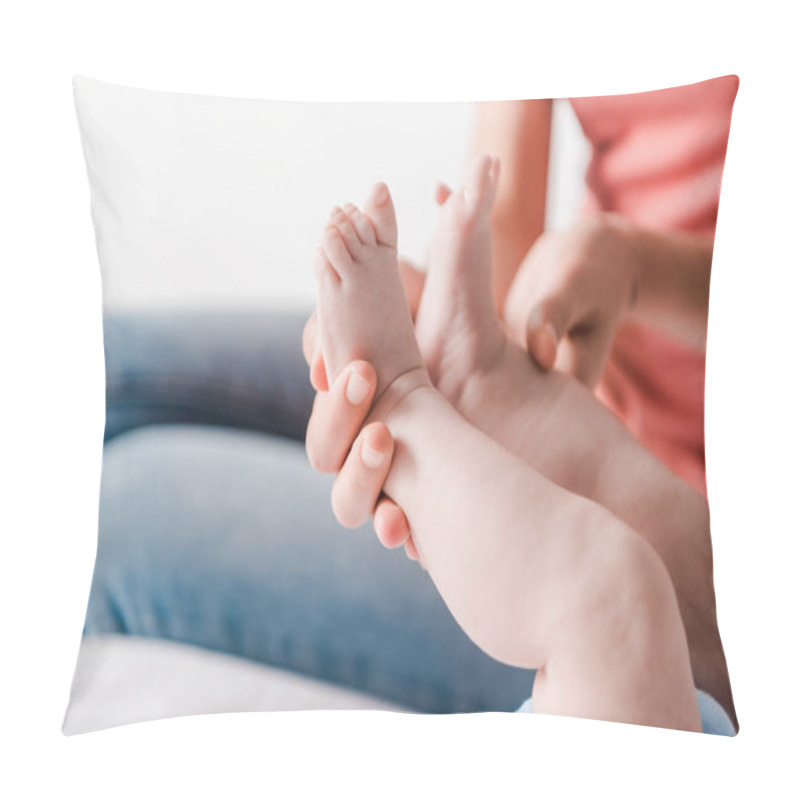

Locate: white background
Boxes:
[72,80,587,311]
[1,1,798,797]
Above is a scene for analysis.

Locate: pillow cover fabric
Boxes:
[66,76,738,735]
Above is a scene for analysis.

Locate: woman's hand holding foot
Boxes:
[301,343,416,555]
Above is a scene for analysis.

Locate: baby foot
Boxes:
[414,155,508,405]
[315,184,429,413]
[412,155,579,483]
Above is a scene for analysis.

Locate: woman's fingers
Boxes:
[302,312,329,391]
[373,495,412,549]
[507,219,638,383]
[331,423,394,529]
[379,500,425,570]
[309,349,328,392]
[506,240,584,374]
[404,537,426,571]
[305,361,377,473]
[557,320,618,389]
[525,294,572,371]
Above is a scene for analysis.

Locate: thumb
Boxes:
[561,319,618,389]
[302,311,329,391]
[525,295,571,371]
[310,348,329,392]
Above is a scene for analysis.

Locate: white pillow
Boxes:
[73,76,475,311]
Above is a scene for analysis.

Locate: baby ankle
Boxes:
[367,366,433,424]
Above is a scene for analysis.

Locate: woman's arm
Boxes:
[627,226,714,349]
[471,99,552,310]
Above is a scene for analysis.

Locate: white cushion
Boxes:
[63,635,410,735]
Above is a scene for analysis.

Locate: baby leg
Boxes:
[315,189,701,731]
[413,154,735,727]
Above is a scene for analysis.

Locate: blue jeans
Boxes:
[85,310,735,732]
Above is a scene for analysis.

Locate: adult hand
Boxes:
[503,213,639,389]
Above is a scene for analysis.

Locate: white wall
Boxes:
[548,99,591,232]
[75,78,589,311]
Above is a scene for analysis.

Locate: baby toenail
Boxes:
[346,372,371,405]
[361,442,385,469]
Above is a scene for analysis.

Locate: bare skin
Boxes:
[304,157,736,730]
[311,163,701,732]
[413,161,736,729]
[472,99,715,363]
[503,215,715,385]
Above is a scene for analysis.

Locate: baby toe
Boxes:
[364,182,398,248]
[328,205,348,230]
[322,225,353,274]
[345,205,377,247]
[333,213,363,259]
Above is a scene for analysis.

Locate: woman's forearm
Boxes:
[628,227,714,349]
[471,99,552,310]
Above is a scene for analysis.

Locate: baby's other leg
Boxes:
[413,154,735,728]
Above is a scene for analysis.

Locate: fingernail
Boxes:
[346,372,371,405]
[361,442,385,469]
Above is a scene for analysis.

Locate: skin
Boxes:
[306,296,736,729]
[503,214,715,385]
[303,155,737,730]
[472,99,715,384]
[471,100,552,311]
[310,162,701,730]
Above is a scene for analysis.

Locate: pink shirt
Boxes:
[570,76,738,494]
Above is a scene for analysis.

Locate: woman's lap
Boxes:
[102,310,316,443]
[85,423,536,712]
